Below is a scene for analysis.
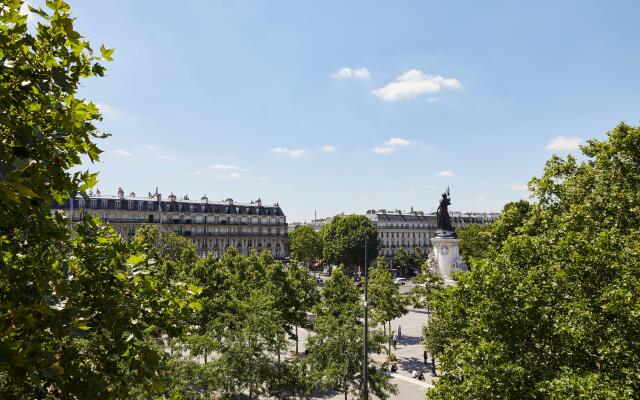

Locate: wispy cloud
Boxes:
[155,154,176,161]
[209,164,248,178]
[270,147,307,157]
[371,137,413,155]
[507,183,528,191]
[113,149,133,157]
[427,97,440,102]
[372,146,395,155]
[145,144,156,150]
[372,69,461,101]
[320,145,336,153]
[546,136,582,151]
[476,195,485,200]
[383,137,412,147]
[437,170,456,177]
[332,67,370,79]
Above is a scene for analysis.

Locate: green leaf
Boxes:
[100,44,114,61]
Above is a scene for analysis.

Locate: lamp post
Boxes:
[363,235,369,400]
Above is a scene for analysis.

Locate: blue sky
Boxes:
[52,1,640,221]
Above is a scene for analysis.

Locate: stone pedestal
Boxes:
[430,235,461,284]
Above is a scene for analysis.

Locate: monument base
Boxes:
[430,235,461,284]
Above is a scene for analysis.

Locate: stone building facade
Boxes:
[365,208,498,262]
[53,188,288,259]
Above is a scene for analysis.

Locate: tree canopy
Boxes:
[321,215,378,275]
[287,225,323,268]
[424,123,640,399]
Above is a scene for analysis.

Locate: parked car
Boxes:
[394,277,406,286]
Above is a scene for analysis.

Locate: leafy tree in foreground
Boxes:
[306,266,395,400]
[369,257,407,355]
[424,123,640,399]
[455,223,490,263]
[288,225,323,269]
[0,1,196,398]
[410,269,443,310]
[134,224,198,284]
[321,215,378,275]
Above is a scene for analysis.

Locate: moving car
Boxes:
[394,277,406,286]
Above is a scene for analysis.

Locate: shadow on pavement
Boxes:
[398,335,422,346]
[398,356,428,374]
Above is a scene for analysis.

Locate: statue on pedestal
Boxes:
[436,187,455,237]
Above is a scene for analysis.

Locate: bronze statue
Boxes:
[436,187,454,232]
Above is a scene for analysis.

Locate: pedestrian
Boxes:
[397,325,402,339]
[392,334,397,348]
[423,350,428,365]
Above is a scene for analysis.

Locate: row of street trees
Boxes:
[133,225,400,399]
[289,215,427,277]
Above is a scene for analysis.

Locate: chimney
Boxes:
[117,187,124,199]
[255,198,262,206]
[129,191,136,197]
[168,192,176,202]
[201,194,208,203]
[96,189,101,196]
[225,197,233,205]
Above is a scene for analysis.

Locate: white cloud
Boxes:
[145,144,156,150]
[155,154,176,161]
[372,146,395,155]
[437,170,456,177]
[259,177,267,182]
[546,136,582,151]
[332,67,370,79]
[191,171,204,176]
[113,149,133,157]
[507,183,528,191]
[372,69,461,101]
[209,164,248,178]
[383,137,412,147]
[476,195,485,200]
[270,147,307,157]
[320,145,336,153]
[372,137,414,155]
[427,97,440,103]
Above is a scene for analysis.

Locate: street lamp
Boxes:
[363,235,369,400]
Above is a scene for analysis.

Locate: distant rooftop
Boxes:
[84,188,281,208]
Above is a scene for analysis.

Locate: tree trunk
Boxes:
[295,325,299,354]
[344,390,348,400]
[204,352,207,365]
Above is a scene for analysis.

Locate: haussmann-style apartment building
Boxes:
[52,188,288,259]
